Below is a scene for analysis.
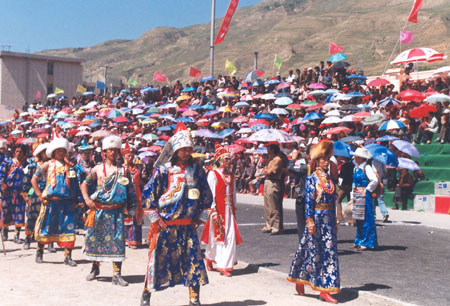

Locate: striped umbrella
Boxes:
[378,120,406,131]
[362,114,385,126]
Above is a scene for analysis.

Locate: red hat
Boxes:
[121,141,134,155]
[214,142,230,161]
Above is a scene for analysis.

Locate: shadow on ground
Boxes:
[201,300,267,306]
[334,283,392,303]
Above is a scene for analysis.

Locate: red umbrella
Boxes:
[367,78,390,87]
[150,113,160,118]
[37,133,49,138]
[353,112,371,121]
[235,138,256,145]
[112,116,129,123]
[326,126,351,135]
[182,110,199,117]
[307,104,324,111]
[391,48,446,65]
[159,134,170,141]
[226,144,246,154]
[67,129,79,136]
[249,119,270,127]
[409,104,438,119]
[233,116,249,124]
[147,145,162,152]
[276,82,291,90]
[286,104,303,110]
[398,89,425,102]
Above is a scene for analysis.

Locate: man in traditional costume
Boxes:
[0,138,12,241]
[287,141,340,304]
[122,141,144,249]
[74,140,94,231]
[0,143,30,244]
[32,137,80,266]
[201,143,242,277]
[81,135,137,286]
[140,129,213,306]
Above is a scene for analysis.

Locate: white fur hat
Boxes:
[102,135,122,151]
[33,143,48,157]
[171,130,193,152]
[46,138,69,158]
[0,139,7,149]
[351,147,372,160]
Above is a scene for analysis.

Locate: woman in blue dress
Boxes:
[350,147,378,251]
[287,141,340,304]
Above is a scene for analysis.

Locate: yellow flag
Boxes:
[76,84,86,93]
[55,87,64,95]
[225,60,237,76]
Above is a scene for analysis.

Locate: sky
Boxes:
[0,0,263,53]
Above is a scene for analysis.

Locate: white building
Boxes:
[0,51,83,119]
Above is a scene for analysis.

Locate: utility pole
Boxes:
[254,52,258,70]
[100,65,111,96]
[0,45,12,51]
[210,0,216,77]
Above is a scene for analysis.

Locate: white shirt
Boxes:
[353,160,379,193]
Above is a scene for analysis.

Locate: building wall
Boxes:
[52,61,83,99]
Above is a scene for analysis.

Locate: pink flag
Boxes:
[153,72,166,82]
[408,0,423,23]
[214,0,239,45]
[329,42,344,55]
[400,31,414,44]
[35,90,41,99]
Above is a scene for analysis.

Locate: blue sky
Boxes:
[0,0,262,53]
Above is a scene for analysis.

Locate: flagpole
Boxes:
[210,0,216,77]
[382,20,409,75]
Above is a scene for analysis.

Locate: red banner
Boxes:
[408,0,423,23]
[329,42,344,55]
[153,72,166,82]
[189,66,201,78]
[214,0,239,45]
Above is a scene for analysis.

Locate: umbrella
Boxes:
[309,90,326,96]
[331,93,352,101]
[176,117,194,123]
[91,130,111,139]
[251,124,269,131]
[202,104,215,110]
[346,92,365,98]
[323,103,341,111]
[234,101,250,108]
[325,89,339,95]
[147,145,162,152]
[37,133,49,138]
[397,157,421,171]
[340,136,361,143]
[254,113,275,121]
[158,114,175,121]
[236,127,253,134]
[176,95,191,102]
[378,97,401,108]
[328,53,347,63]
[218,117,233,123]
[132,108,144,115]
[307,104,324,111]
[286,104,303,110]
[247,129,295,143]
[340,104,359,111]
[333,141,354,157]
[204,110,219,117]
[390,48,446,65]
[252,80,264,87]
[276,82,291,90]
[245,70,265,82]
[201,76,215,82]
[142,133,159,141]
[139,151,157,159]
[274,97,293,106]
[154,140,166,147]
[433,66,450,75]
[367,78,390,87]
[156,126,173,132]
[107,109,124,119]
[326,126,351,134]
[409,104,437,118]
[324,109,341,117]
[329,61,350,71]
[347,74,367,80]
[249,119,270,127]
[362,114,385,126]
[218,106,232,113]
[302,112,323,122]
[365,144,398,166]
[217,128,235,139]
[274,92,291,98]
[301,100,317,106]
[341,114,354,122]
[233,116,249,124]
[392,140,420,158]
[376,135,399,142]
[352,112,371,121]
[227,144,246,154]
[211,122,228,129]
[75,131,91,137]
[261,93,276,100]
[270,108,289,116]
[265,79,280,85]
[182,110,199,117]
[425,94,450,104]
[193,129,217,138]
[397,89,425,102]
[308,83,327,89]
[321,116,342,124]
[181,87,196,92]
[112,116,129,123]
[378,120,406,131]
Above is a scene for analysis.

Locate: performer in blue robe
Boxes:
[0,139,12,241]
[140,129,213,306]
[74,140,94,230]
[287,141,340,304]
[351,147,378,250]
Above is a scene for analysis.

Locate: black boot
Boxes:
[23,236,31,250]
[189,286,201,306]
[48,242,56,253]
[2,228,7,241]
[112,262,128,286]
[13,227,23,244]
[140,290,151,306]
[64,250,77,267]
[86,262,100,281]
[35,249,43,264]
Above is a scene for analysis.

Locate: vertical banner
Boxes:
[408,0,423,23]
[214,0,239,45]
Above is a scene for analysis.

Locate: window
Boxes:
[47,84,53,94]
[47,62,54,75]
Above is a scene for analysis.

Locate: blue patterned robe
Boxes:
[84,168,137,262]
[142,162,213,292]
[24,159,46,236]
[34,160,80,247]
[74,161,93,229]
[287,170,340,293]
[353,167,378,249]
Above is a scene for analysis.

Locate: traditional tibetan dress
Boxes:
[124,164,143,248]
[84,167,137,262]
[352,165,378,249]
[0,154,12,228]
[24,159,46,237]
[0,158,29,228]
[201,169,242,271]
[287,168,340,293]
[75,160,92,229]
[142,162,213,292]
[34,160,80,248]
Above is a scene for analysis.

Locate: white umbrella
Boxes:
[341,115,354,122]
[321,117,342,124]
[331,93,352,101]
[398,157,421,171]
[261,93,275,100]
[324,109,341,117]
[274,97,293,106]
[323,103,341,111]
[236,127,253,134]
[392,140,420,158]
[247,129,295,143]
[432,66,450,75]
[425,94,450,104]
[270,108,289,115]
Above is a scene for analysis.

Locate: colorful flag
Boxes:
[153,72,167,82]
[274,54,282,71]
[408,0,423,23]
[400,30,414,44]
[329,42,344,55]
[76,84,87,93]
[128,77,137,87]
[214,0,240,45]
[96,80,106,90]
[189,66,201,78]
[225,60,237,75]
[54,87,64,95]
[35,90,41,99]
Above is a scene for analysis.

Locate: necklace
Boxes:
[315,168,335,195]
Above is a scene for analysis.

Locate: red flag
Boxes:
[400,30,414,44]
[408,0,423,23]
[35,90,41,99]
[189,66,201,78]
[214,0,239,45]
[153,72,166,82]
[329,42,344,55]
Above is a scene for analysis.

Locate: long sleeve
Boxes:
[365,164,379,193]
[196,166,213,223]
[207,171,217,210]
[304,175,316,221]
[142,167,164,223]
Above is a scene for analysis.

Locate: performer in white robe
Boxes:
[201,143,242,277]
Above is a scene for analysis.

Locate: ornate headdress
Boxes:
[310,140,334,161]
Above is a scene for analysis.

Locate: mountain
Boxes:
[38,0,450,84]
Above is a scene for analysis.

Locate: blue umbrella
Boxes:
[159,114,175,121]
[340,136,361,143]
[121,89,131,93]
[201,76,215,82]
[347,74,367,80]
[204,110,219,117]
[255,147,268,154]
[376,135,399,142]
[217,128,235,139]
[234,101,250,108]
[254,113,275,120]
[378,97,401,108]
[378,120,406,131]
[177,117,194,123]
[302,112,323,121]
[141,87,159,94]
[193,129,217,138]
[328,53,347,63]
[325,89,339,95]
[245,70,264,82]
[202,104,215,110]
[274,92,291,98]
[265,79,280,85]
[346,92,365,97]
[85,115,97,120]
[333,141,354,157]
[189,104,203,110]
[0,121,10,126]
[251,124,269,131]
[90,121,102,128]
[182,87,196,92]
[154,140,166,146]
[252,80,264,86]
[156,125,173,132]
[365,144,398,166]
[82,91,95,96]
